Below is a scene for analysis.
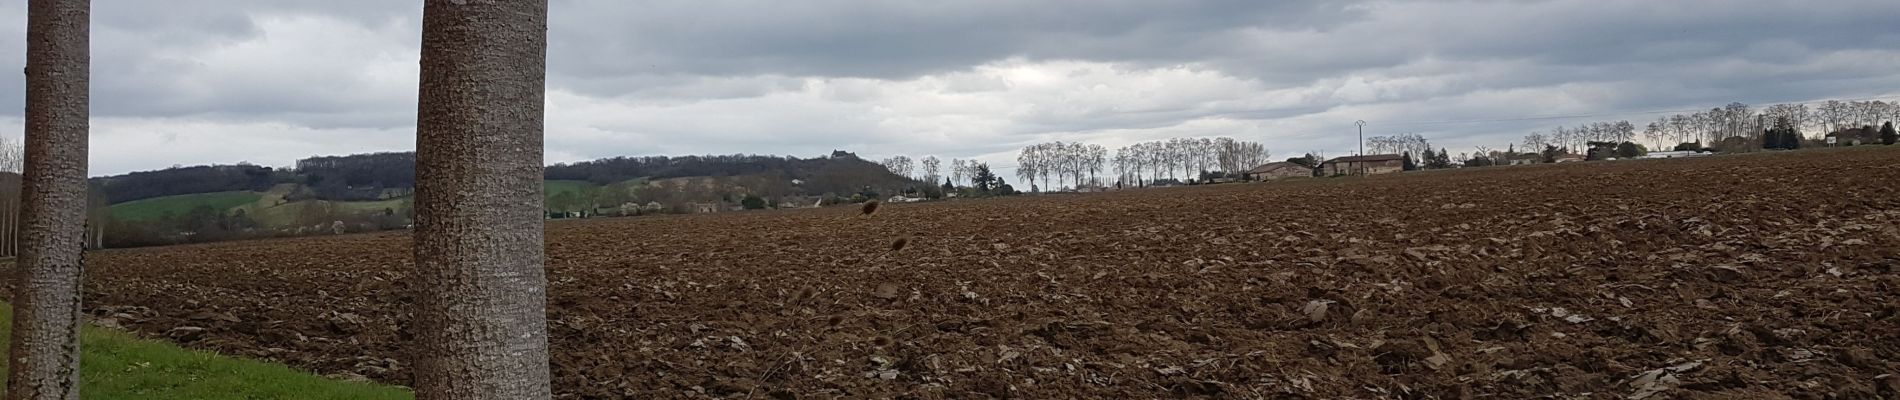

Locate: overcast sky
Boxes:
[3,0,1899,177]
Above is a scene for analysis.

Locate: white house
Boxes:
[1639,150,1711,160]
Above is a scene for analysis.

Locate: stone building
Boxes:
[1245,162,1313,181]
[1322,154,1404,176]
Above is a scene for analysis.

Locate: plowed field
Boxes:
[23,148,1900,398]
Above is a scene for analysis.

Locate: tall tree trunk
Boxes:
[410,1,552,399]
[9,0,89,398]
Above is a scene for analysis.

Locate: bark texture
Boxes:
[410,0,552,398]
[9,0,90,399]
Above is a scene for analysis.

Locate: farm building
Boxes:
[1322,154,1404,176]
[1554,154,1586,163]
[1507,154,1541,165]
[688,202,721,214]
[1638,150,1710,159]
[1245,162,1313,181]
[1825,126,1877,146]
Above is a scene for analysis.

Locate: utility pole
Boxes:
[1354,120,1367,176]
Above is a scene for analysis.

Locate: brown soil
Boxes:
[22,148,1900,398]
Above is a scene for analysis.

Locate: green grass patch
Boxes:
[544,180,598,203]
[0,304,410,399]
[108,192,264,223]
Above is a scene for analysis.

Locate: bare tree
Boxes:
[1644,120,1666,149]
[10,0,89,398]
[1111,151,1128,187]
[1083,144,1106,187]
[1852,100,1884,128]
[948,159,968,187]
[1043,143,1063,189]
[1522,132,1548,151]
[879,156,914,179]
[1877,100,1892,127]
[1213,138,1269,174]
[1722,103,1751,140]
[1115,148,1130,186]
[1818,100,1850,134]
[920,156,940,184]
[1015,146,1041,192]
[1612,120,1636,143]
[1765,104,1810,138]
[410,1,552,398]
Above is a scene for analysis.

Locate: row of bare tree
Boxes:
[1519,121,1639,152]
[881,156,995,189]
[1110,137,1268,188]
[1521,100,1900,152]
[1364,133,1437,161]
[887,137,1272,193]
[1016,141,1109,191]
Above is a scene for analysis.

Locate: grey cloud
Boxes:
[546,0,1353,83]
[1,0,1898,176]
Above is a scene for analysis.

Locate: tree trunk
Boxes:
[3,195,14,258]
[410,1,552,399]
[9,0,89,398]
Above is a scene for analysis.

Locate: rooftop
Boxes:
[1326,154,1403,163]
[1246,162,1307,174]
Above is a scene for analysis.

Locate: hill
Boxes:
[93,164,280,205]
[108,191,262,222]
[544,150,918,199]
[91,149,920,247]
[95,150,914,206]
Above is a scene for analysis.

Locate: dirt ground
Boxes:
[25,147,1900,398]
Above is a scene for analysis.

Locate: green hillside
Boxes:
[109,191,263,222]
[545,178,651,212]
[544,180,597,203]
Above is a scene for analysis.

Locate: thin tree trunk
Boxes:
[410,1,552,399]
[9,195,16,258]
[5,196,12,258]
[9,0,89,398]
[10,195,17,257]
[8,194,16,258]
[4,196,13,258]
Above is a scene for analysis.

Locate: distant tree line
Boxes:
[296,152,417,201]
[548,152,915,197]
[550,154,808,184]
[1017,141,1108,191]
[873,138,1270,192]
[1520,99,1900,153]
[93,164,278,204]
[1111,138,1268,189]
